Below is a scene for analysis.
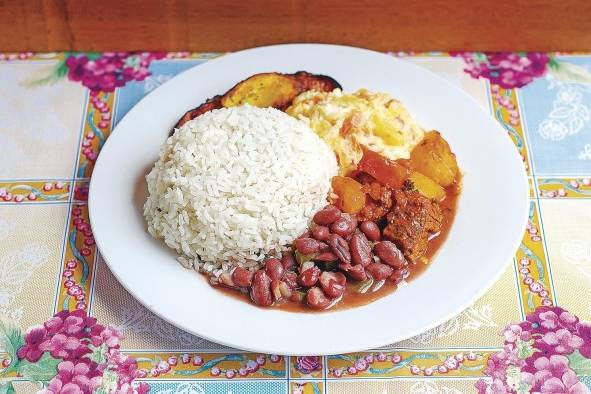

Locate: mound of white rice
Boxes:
[144,105,338,274]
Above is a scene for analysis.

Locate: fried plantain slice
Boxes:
[220,73,300,109]
[173,95,223,130]
[294,71,341,93]
[172,71,342,132]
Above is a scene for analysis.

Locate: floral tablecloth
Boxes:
[1,51,591,394]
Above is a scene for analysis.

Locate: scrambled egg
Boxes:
[287,89,425,172]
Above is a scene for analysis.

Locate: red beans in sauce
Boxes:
[330,214,356,237]
[328,233,351,264]
[250,271,273,306]
[366,263,394,281]
[313,205,342,226]
[265,258,284,281]
[232,267,253,288]
[374,241,406,268]
[311,225,330,241]
[350,233,373,267]
[280,251,296,270]
[359,220,381,242]
[306,287,331,310]
[298,266,321,287]
[294,237,322,255]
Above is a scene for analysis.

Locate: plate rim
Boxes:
[89,43,529,355]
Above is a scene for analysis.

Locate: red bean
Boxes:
[318,241,330,252]
[328,233,351,264]
[280,251,296,271]
[232,267,253,288]
[265,258,284,281]
[311,225,330,241]
[282,271,298,288]
[374,241,406,268]
[346,264,367,281]
[314,252,338,262]
[390,267,410,284]
[294,237,321,255]
[250,271,273,306]
[319,271,346,298]
[330,214,355,238]
[360,221,381,242]
[306,287,331,310]
[366,263,394,280]
[298,266,321,287]
[313,205,342,226]
[350,233,373,267]
[290,292,304,303]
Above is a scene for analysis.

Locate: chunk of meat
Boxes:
[356,177,393,222]
[383,189,443,261]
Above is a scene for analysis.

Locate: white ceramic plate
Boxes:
[89,44,528,355]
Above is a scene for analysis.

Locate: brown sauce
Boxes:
[211,184,459,312]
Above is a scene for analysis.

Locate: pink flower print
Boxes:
[44,316,64,335]
[39,333,85,360]
[64,52,166,92]
[74,184,89,202]
[100,326,123,348]
[502,324,533,343]
[444,356,459,370]
[533,355,570,384]
[576,322,591,358]
[500,345,526,368]
[295,356,321,375]
[136,382,150,394]
[475,379,488,394]
[89,322,106,340]
[52,309,100,338]
[521,371,535,386]
[539,311,560,330]
[503,324,523,343]
[41,375,64,393]
[484,353,507,381]
[117,356,142,383]
[244,359,259,373]
[525,307,579,334]
[541,329,584,354]
[539,370,590,394]
[44,360,104,394]
[559,311,578,327]
[528,307,553,325]
[450,52,550,89]
[62,315,85,335]
[488,378,510,394]
[60,383,83,394]
[16,325,47,362]
[354,358,368,372]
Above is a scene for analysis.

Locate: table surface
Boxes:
[1,50,591,393]
[1,0,591,52]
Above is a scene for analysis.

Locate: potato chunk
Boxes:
[410,131,459,187]
[409,171,445,201]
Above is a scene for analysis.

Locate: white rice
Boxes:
[144,106,338,274]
